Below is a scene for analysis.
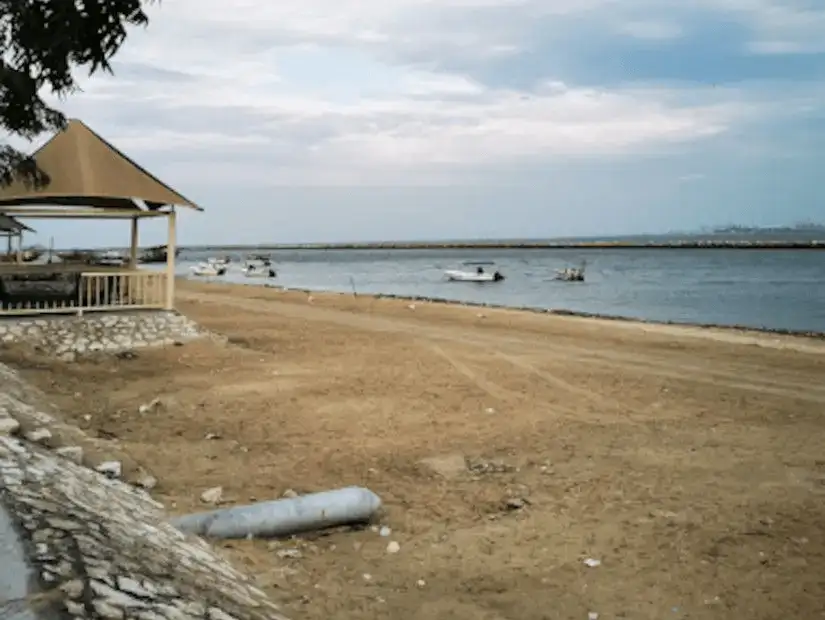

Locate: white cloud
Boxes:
[5,0,822,191]
[618,20,684,40]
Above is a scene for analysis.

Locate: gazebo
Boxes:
[0,119,201,315]
[0,215,33,260]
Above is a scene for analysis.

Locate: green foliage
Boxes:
[0,0,155,188]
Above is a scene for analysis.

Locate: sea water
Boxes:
[169,248,825,333]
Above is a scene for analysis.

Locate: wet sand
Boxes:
[6,279,825,620]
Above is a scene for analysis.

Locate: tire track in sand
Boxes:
[178,289,825,405]
[428,344,521,402]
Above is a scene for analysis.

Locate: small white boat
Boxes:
[207,256,231,267]
[190,262,227,277]
[241,259,276,278]
[554,262,586,282]
[444,269,505,282]
[95,250,126,267]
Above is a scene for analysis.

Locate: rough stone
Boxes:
[0,415,20,435]
[136,474,158,490]
[0,360,291,620]
[200,486,224,505]
[65,600,86,615]
[96,460,123,478]
[54,445,84,464]
[0,310,207,356]
[61,578,85,599]
[93,599,126,619]
[24,427,52,443]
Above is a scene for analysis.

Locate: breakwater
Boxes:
[177,239,825,252]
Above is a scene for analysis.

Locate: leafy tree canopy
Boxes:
[0,0,154,188]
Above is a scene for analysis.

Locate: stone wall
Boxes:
[0,311,206,359]
[0,362,289,620]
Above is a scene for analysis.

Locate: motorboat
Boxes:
[207,256,231,267]
[139,244,180,263]
[190,262,227,277]
[241,258,276,278]
[554,262,586,282]
[444,268,505,282]
[94,250,126,267]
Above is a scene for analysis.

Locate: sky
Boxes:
[5,0,825,247]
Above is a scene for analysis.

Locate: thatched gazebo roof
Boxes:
[0,119,202,212]
[0,214,33,234]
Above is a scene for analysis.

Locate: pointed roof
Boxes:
[0,119,202,211]
[0,214,33,233]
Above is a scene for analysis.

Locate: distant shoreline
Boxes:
[176,240,825,252]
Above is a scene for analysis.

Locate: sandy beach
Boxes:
[6,279,825,619]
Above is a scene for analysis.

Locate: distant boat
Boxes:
[57,249,96,264]
[139,244,180,263]
[207,256,231,267]
[190,262,226,277]
[241,257,276,278]
[462,260,495,266]
[93,250,126,267]
[554,261,586,282]
[445,269,505,282]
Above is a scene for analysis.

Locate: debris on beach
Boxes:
[386,541,401,554]
[200,486,224,505]
[135,473,158,490]
[503,496,530,511]
[583,558,601,568]
[171,486,382,539]
[276,548,303,560]
[138,397,162,414]
[467,457,517,475]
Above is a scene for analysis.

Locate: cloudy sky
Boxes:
[11,0,825,246]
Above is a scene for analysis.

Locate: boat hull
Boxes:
[444,270,504,282]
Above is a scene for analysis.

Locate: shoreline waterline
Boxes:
[180,278,825,340]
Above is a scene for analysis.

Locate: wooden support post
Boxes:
[129,217,139,268]
[15,233,22,263]
[165,209,176,310]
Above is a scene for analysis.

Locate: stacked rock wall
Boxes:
[0,362,288,620]
[0,311,206,358]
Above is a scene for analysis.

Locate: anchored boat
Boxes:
[241,257,277,279]
[554,261,586,282]
[444,267,505,282]
[190,262,227,277]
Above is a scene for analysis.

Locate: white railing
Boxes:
[0,270,167,315]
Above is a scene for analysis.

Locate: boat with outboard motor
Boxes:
[444,266,505,282]
[190,262,227,277]
[241,256,277,278]
[554,261,586,282]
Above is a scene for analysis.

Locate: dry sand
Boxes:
[6,280,825,619]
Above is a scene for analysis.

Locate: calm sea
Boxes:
[170,248,825,334]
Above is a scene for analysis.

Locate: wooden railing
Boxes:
[0,270,167,315]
